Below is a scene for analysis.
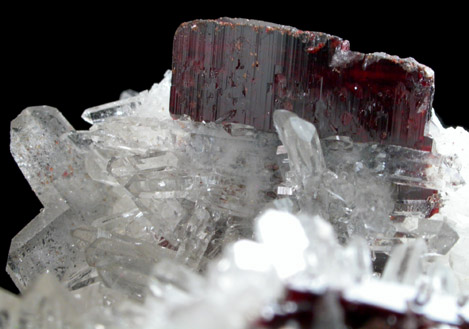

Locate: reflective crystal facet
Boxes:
[170,18,434,150]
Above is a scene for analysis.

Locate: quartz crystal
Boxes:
[9,73,281,292]
[273,109,461,260]
[4,17,469,329]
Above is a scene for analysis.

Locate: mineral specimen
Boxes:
[3,17,469,329]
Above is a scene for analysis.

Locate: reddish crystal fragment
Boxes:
[254,287,468,329]
[170,18,434,150]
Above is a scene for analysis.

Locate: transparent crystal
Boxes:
[382,239,427,285]
[82,69,172,124]
[273,109,325,197]
[273,109,461,256]
[8,106,130,291]
[82,90,149,124]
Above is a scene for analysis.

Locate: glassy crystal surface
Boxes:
[82,91,149,124]
[170,18,434,150]
[8,106,123,291]
[82,70,172,124]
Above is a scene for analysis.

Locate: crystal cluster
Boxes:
[8,72,282,292]
[2,18,469,329]
[274,109,461,260]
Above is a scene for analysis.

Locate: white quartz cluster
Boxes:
[2,71,469,328]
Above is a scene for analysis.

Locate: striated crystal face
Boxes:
[170,18,434,150]
[4,17,469,329]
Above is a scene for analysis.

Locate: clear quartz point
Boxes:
[382,239,427,285]
[82,70,172,124]
[82,90,149,124]
[272,109,461,255]
[273,109,326,193]
[273,110,395,246]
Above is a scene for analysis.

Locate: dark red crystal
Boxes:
[254,287,468,329]
[170,18,434,150]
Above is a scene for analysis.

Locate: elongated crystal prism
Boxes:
[8,107,122,290]
[273,110,460,255]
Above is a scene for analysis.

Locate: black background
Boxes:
[2,4,467,293]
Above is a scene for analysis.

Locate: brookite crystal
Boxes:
[170,18,434,150]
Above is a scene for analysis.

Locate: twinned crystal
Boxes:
[3,18,469,329]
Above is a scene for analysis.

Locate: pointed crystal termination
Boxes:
[82,91,149,124]
[8,106,120,291]
[381,239,428,285]
[273,110,326,181]
[82,70,172,124]
[272,110,326,207]
[271,109,460,255]
[170,18,434,150]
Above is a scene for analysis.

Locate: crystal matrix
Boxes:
[3,18,469,329]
